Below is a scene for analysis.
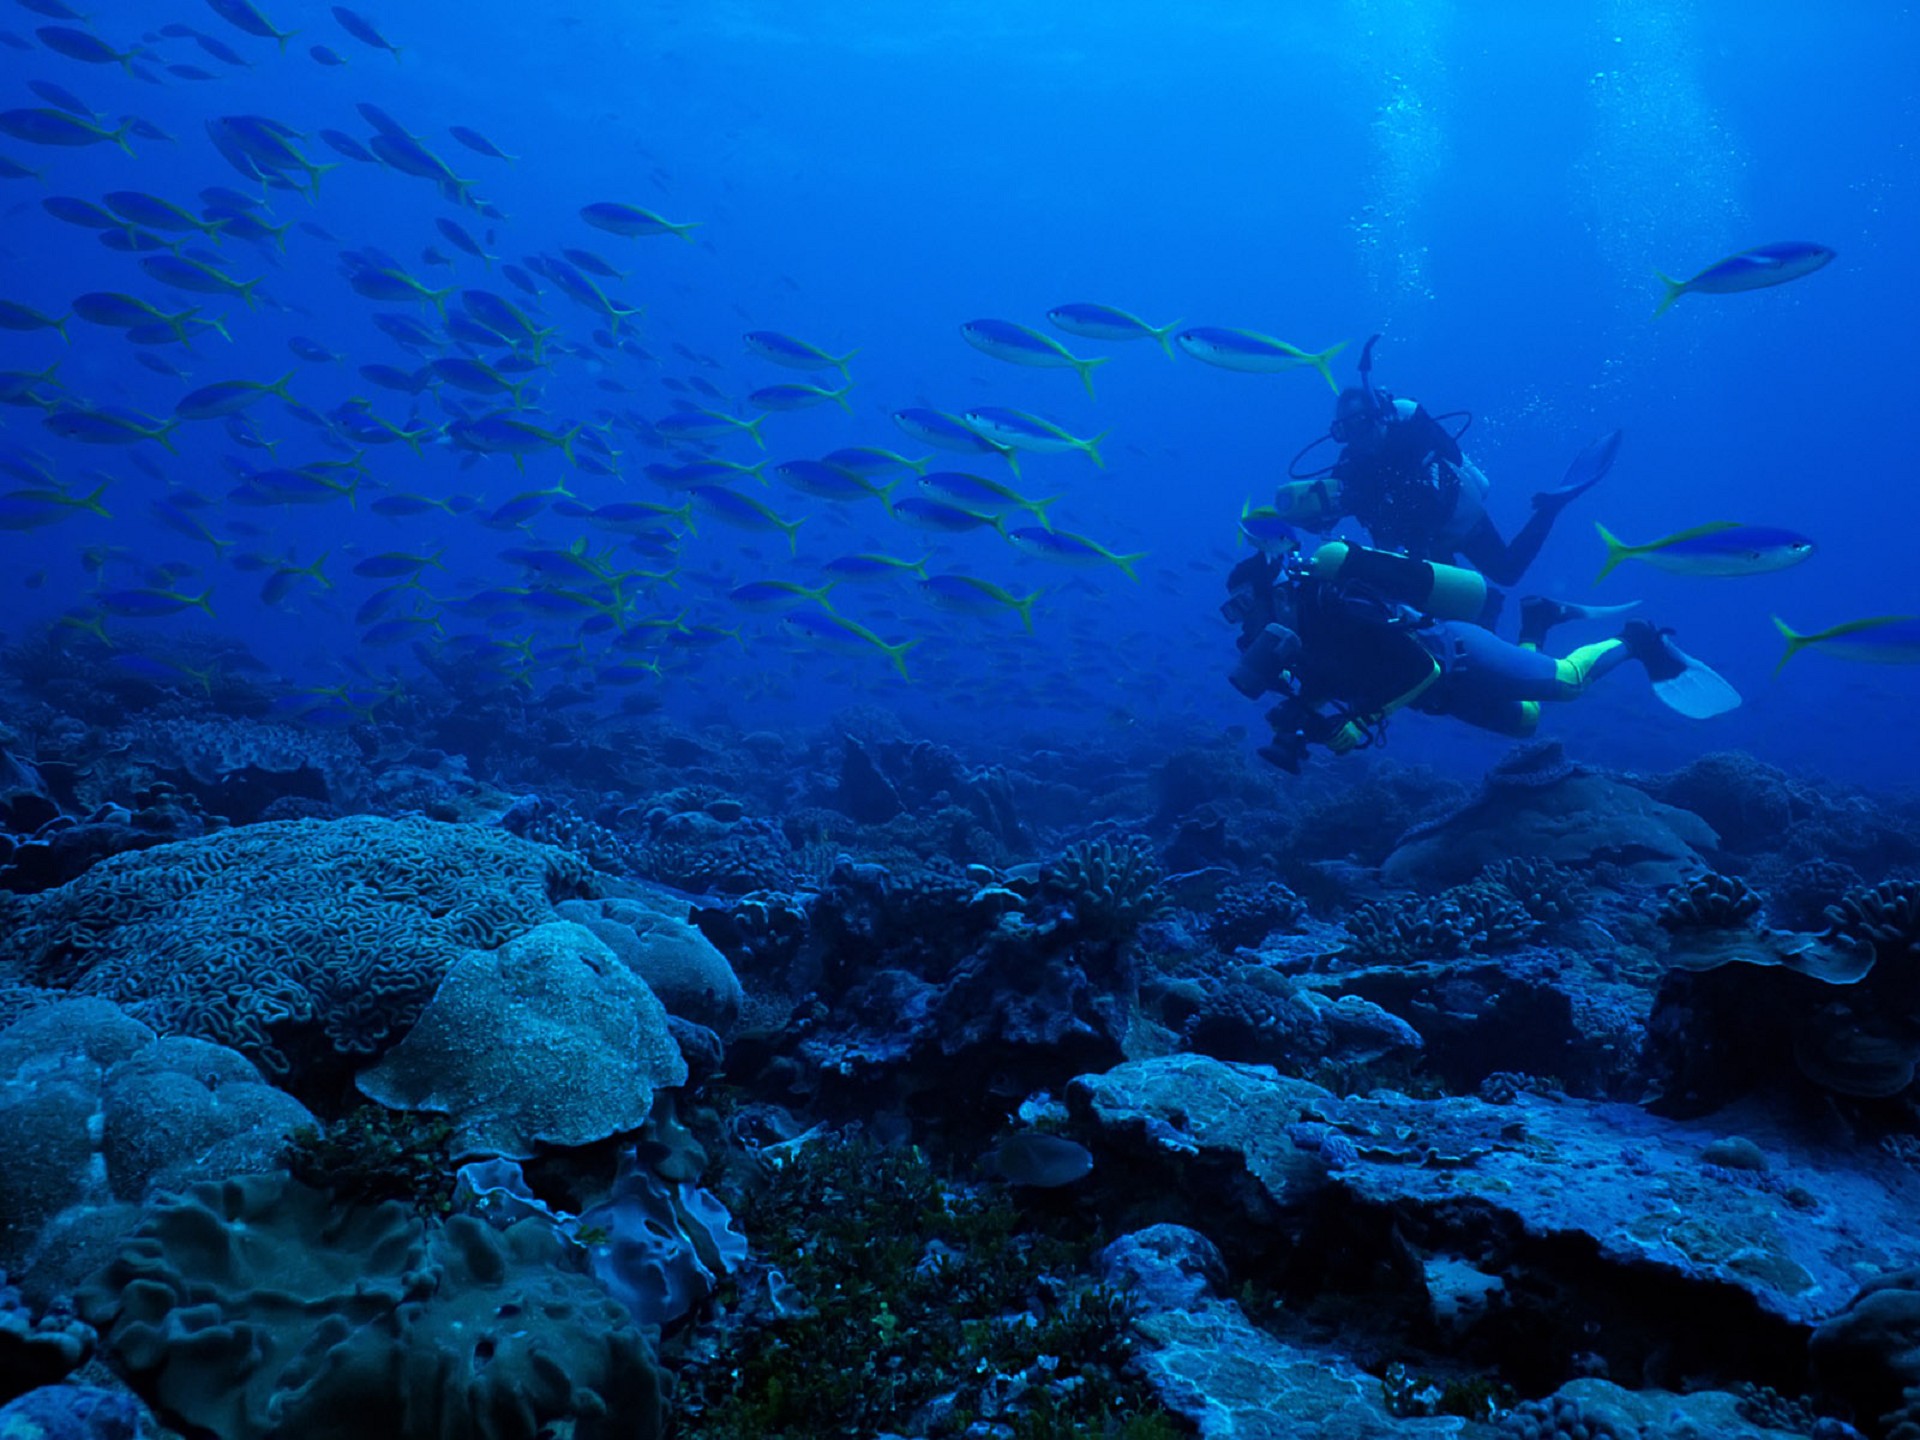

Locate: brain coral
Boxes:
[0,817,593,1081]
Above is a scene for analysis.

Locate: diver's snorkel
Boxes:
[1356,332,1385,419]
[1289,333,1389,478]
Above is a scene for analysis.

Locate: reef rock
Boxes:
[1384,743,1719,889]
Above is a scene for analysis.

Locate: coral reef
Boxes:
[0,817,591,1083]
[77,1173,666,1440]
[356,922,687,1159]
[1344,879,1540,964]
[1659,871,1765,932]
[1205,880,1307,950]
[1040,834,1167,945]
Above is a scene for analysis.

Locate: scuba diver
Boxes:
[1222,540,1739,772]
[1275,335,1619,590]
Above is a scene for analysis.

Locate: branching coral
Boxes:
[1658,872,1764,933]
[1207,881,1307,951]
[1042,835,1167,944]
[1344,881,1538,965]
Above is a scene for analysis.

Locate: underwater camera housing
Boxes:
[1228,623,1303,700]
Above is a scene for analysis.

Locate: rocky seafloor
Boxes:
[4,657,1920,1440]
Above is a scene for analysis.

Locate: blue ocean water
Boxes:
[3,1,1910,782]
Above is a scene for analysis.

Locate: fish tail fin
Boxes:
[742,413,766,450]
[1312,340,1350,393]
[78,482,112,519]
[905,453,930,475]
[673,221,701,243]
[1653,272,1687,319]
[884,637,920,681]
[152,419,181,455]
[556,424,581,465]
[835,348,860,381]
[783,515,804,556]
[1772,615,1812,676]
[1000,445,1022,480]
[1082,430,1109,468]
[831,383,855,414]
[305,551,332,589]
[1116,551,1147,582]
[269,370,296,401]
[53,315,69,345]
[239,277,260,311]
[812,581,840,615]
[189,589,216,619]
[1153,320,1182,358]
[909,555,931,579]
[1027,495,1061,527]
[428,286,453,318]
[207,313,233,345]
[109,121,135,158]
[1593,522,1634,583]
[1076,354,1109,399]
[1013,591,1040,633]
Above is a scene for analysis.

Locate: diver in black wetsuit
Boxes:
[1221,542,1737,772]
[1274,336,1619,590]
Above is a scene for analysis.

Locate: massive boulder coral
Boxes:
[356,922,687,1160]
[1385,741,1720,888]
[0,817,593,1084]
[0,998,314,1302]
[76,1173,665,1440]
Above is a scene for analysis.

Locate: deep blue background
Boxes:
[1,2,1914,784]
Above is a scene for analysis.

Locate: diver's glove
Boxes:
[1326,716,1375,755]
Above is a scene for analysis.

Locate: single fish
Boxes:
[1654,242,1835,318]
[783,608,917,679]
[891,407,1019,471]
[331,6,399,57]
[44,405,180,451]
[308,43,348,65]
[1047,302,1181,357]
[959,318,1106,397]
[34,24,142,70]
[0,298,68,341]
[823,552,928,583]
[1176,328,1347,389]
[98,585,214,618]
[204,0,297,51]
[579,200,699,240]
[961,407,1106,466]
[104,190,228,241]
[1772,615,1920,674]
[921,573,1040,632]
[319,128,377,162]
[728,579,838,613]
[450,124,517,161]
[1007,526,1145,581]
[141,253,261,308]
[690,484,804,554]
[890,496,1003,535]
[748,381,853,413]
[436,217,496,267]
[771,459,892,504]
[918,471,1054,526]
[0,106,133,153]
[822,446,927,479]
[744,330,857,379]
[1238,502,1300,556]
[174,372,295,421]
[353,549,442,579]
[1594,521,1815,581]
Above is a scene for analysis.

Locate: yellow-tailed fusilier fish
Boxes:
[1772,615,1920,675]
[783,609,919,679]
[1653,242,1835,318]
[959,319,1107,398]
[960,408,1105,467]
[1594,522,1815,581]
[744,331,858,380]
[1175,328,1347,390]
[1046,303,1181,358]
